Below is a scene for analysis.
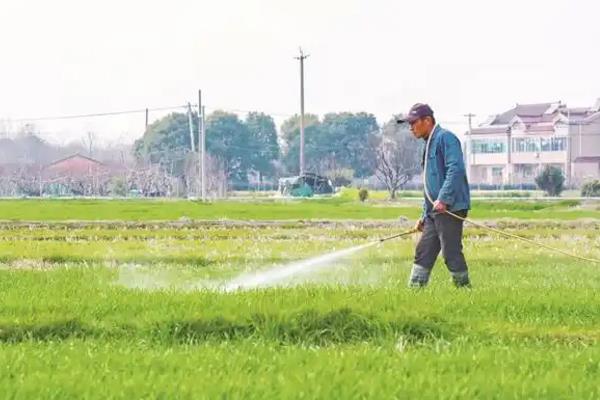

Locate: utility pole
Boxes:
[464,113,475,182]
[187,102,196,153]
[566,108,571,187]
[198,90,202,200]
[198,90,206,201]
[507,117,513,187]
[86,131,94,157]
[145,108,149,130]
[295,47,309,175]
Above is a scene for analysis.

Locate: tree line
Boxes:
[134,110,423,197]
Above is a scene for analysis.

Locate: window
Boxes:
[514,137,566,152]
[515,164,535,177]
[471,139,506,154]
[491,167,503,178]
[550,137,566,151]
[513,138,540,153]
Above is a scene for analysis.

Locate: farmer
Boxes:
[397,103,471,288]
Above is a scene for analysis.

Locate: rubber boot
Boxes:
[451,271,471,288]
[408,264,430,288]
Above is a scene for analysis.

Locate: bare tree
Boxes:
[127,166,176,197]
[82,131,96,157]
[12,165,43,196]
[205,154,228,198]
[375,121,422,199]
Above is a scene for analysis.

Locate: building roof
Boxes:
[584,111,600,123]
[45,153,104,169]
[565,107,590,114]
[470,126,510,135]
[525,124,555,132]
[474,99,600,135]
[42,153,109,178]
[491,103,555,125]
[562,107,597,123]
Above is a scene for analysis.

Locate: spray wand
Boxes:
[378,228,418,243]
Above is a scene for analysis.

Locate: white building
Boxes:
[466,100,600,187]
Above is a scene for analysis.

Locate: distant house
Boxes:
[43,153,107,178]
[42,154,116,196]
[466,99,600,186]
[0,152,129,197]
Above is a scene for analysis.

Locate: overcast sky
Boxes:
[1,0,599,145]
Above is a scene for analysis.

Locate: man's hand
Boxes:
[433,200,447,213]
[414,218,424,232]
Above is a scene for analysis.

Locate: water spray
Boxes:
[220,228,418,291]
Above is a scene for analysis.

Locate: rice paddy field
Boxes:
[1,198,599,399]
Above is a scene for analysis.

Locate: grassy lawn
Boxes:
[0,219,599,398]
[0,197,598,221]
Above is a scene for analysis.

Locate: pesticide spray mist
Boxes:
[115,241,379,292]
[222,242,377,292]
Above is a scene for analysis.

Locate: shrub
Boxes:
[358,188,369,202]
[581,180,600,197]
[109,177,128,197]
[535,166,565,196]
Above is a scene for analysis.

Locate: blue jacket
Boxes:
[421,125,470,219]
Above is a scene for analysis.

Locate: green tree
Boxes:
[133,112,196,177]
[134,110,276,191]
[245,112,279,180]
[535,165,565,196]
[205,111,253,184]
[280,113,320,145]
[279,113,379,178]
[319,112,379,177]
[280,114,321,175]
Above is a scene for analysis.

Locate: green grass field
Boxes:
[1,199,599,398]
[0,197,598,221]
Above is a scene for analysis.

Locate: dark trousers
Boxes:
[411,210,470,287]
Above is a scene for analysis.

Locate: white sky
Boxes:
[0,0,599,145]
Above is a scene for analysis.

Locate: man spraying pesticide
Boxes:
[383,103,600,290]
[218,104,598,292]
[223,103,473,291]
[397,103,472,288]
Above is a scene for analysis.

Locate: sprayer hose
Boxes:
[422,125,600,264]
[379,229,419,242]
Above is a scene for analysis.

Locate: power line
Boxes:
[8,103,591,138]
[4,103,472,127]
[7,104,190,123]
